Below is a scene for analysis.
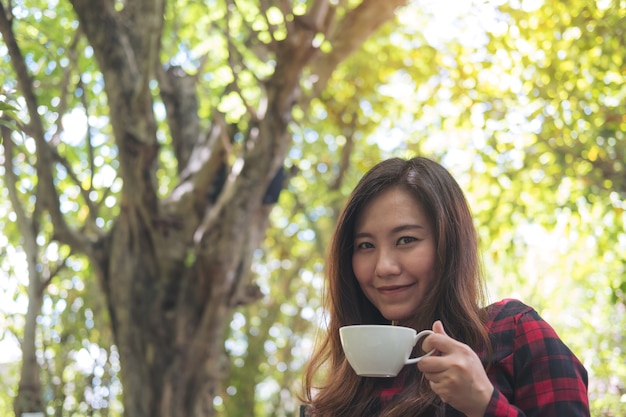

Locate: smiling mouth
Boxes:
[377,284,414,293]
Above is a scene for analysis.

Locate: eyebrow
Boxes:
[354,224,425,239]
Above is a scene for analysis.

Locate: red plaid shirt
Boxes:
[377,299,589,416]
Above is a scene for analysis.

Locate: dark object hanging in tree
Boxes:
[262,165,285,205]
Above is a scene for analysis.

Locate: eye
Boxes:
[355,241,374,250]
[397,236,417,245]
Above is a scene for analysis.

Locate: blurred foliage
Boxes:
[1,0,625,416]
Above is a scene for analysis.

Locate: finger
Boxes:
[426,376,453,404]
[418,355,448,373]
[423,371,445,385]
[422,335,453,354]
[422,322,462,354]
[422,320,447,352]
[421,357,451,377]
[432,320,446,335]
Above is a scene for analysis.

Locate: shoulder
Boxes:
[483,301,589,414]
[486,298,534,317]
[484,298,576,358]
[485,298,535,330]
[484,298,562,349]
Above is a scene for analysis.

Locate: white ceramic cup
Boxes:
[339,324,435,377]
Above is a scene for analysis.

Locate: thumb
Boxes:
[432,320,447,335]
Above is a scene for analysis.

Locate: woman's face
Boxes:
[352,186,436,322]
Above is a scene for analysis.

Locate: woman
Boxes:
[301,156,589,416]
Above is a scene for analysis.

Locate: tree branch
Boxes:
[1,122,45,415]
[1,127,34,252]
[0,0,91,253]
[309,0,408,97]
[225,0,260,120]
[157,65,201,173]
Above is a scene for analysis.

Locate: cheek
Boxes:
[411,243,436,272]
[351,254,368,284]
[420,254,437,282]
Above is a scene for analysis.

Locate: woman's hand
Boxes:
[417,321,494,417]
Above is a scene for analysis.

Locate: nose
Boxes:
[375,248,401,278]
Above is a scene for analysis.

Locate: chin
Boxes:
[383,312,412,322]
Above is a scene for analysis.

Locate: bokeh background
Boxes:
[1,0,624,416]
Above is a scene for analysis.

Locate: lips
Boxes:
[377,284,415,294]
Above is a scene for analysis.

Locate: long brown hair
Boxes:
[302,156,490,416]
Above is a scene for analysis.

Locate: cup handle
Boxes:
[405,329,435,364]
